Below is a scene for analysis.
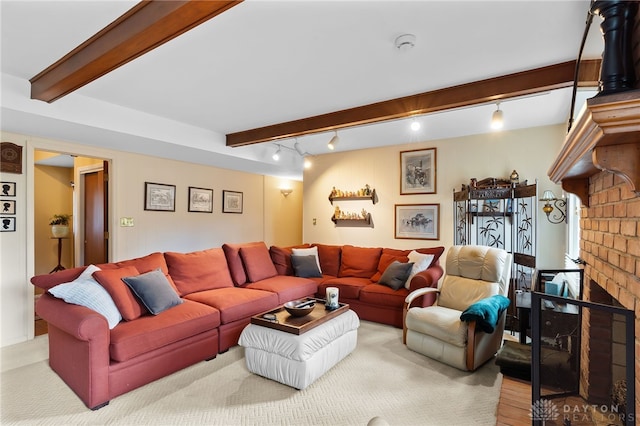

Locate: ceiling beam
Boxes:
[30,0,243,103]
[226,59,602,147]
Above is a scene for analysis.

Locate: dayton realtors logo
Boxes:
[530,399,632,424]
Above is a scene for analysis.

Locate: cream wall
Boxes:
[0,131,303,347]
[303,124,568,269]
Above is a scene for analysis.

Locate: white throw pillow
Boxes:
[48,264,122,329]
[404,251,435,289]
[291,246,322,274]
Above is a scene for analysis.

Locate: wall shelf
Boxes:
[331,213,373,227]
[329,188,377,205]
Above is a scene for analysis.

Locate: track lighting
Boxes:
[272,145,281,161]
[491,103,504,130]
[327,131,339,150]
[410,119,421,131]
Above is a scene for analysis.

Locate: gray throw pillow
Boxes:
[122,268,183,315]
[378,261,414,290]
[291,255,322,278]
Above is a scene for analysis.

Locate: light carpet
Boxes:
[1,321,502,425]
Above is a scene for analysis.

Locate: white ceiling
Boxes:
[1,1,604,179]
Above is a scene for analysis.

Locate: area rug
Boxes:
[0,320,502,425]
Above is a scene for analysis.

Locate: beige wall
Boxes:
[303,124,569,268]
[0,131,303,347]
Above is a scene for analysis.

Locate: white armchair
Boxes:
[402,245,512,371]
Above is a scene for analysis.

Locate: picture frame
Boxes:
[1,182,16,197]
[394,204,440,240]
[1,217,16,232]
[144,182,176,212]
[222,190,243,214]
[1,200,16,215]
[400,148,436,195]
[188,187,213,213]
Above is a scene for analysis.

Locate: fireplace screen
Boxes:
[530,279,635,425]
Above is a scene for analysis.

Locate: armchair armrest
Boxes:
[402,287,440,345]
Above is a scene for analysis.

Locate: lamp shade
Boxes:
[540,190,556,201]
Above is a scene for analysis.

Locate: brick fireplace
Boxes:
[579,170,639,410]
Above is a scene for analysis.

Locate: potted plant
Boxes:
[49,214,71,238]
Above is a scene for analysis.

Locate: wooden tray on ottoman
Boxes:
[251,298,349,335]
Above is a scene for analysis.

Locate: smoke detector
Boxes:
[395,34,416,51]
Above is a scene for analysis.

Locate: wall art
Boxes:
[222,190,243,214]
[144,182,176,212]
[400,148,436,195]
[188,187,213,213]
[394,203,440,240]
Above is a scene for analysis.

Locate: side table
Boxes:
[49,237,68,273]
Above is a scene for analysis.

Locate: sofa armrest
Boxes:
[37,293,110,341]
[37,293,112,409]
[408,264,443,291]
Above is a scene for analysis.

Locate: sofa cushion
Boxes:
[319,277,371,300]
[184,287,278,324]
[240,242,278,282]
[338,245,381,278]
[164,248,234,296]
[269,244,312,275]
[48,264,122,329]
[115,252,180,294]
[109,299,220,362]
[405,250,435,289]
[359,283,410,308]
[222,242,263,286]
[313,244,341,277]
[371,252,410,282]
[377,260,414,290]
[93,265,147,320]
[291,255,322,278]
[244,275,318,304]
[291,246,322,273]
[414,246,445,266]
[122,268,183,315]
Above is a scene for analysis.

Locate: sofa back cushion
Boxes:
[313,244,342,277]
[222,242,263,286]
[338,245,382,278]
[414,246,445,266]
[115,252,179,293]
[93,265,147,320]
[240,243,278,283]
[165,248,234,296]
[269,244,312,275]
[371,250,410,282]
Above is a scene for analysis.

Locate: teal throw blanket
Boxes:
[460,295,510,333]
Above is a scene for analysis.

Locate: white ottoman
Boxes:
[239,309,360,389]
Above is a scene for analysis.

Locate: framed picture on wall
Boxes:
[188,187,213,213]
[222,190,243,214]
[1,200,16,215]
[400,148,436,195]
[394,204,440,240]
[1,182,16,197]
[1,217,16,232]
[144,182,176,212]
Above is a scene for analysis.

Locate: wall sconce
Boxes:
[280,188,293,197]
[540,190,566,224]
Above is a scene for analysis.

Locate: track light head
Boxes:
[294,142,305,156]
[491,104,504,130]
[327,133,339,150]
[272,146,281,161]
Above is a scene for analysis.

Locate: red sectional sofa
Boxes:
[270,244,445,327]
[31,241,444,410]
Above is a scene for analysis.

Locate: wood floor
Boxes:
[496,376,624,426]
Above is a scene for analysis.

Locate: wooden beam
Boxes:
[30,1,243,103]
[226,59,602,147]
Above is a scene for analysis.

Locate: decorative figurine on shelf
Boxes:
[334,206,341,219]
[331,186,337,198]
[361,208,368,219]
[364,184,371,196]
[510,170,520,184]
[470,178,477,189]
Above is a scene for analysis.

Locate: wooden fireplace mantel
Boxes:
[548,90,640,206]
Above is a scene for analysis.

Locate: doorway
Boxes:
[34,151,110,335]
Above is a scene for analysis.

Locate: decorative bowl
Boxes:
[283,299,316,317]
